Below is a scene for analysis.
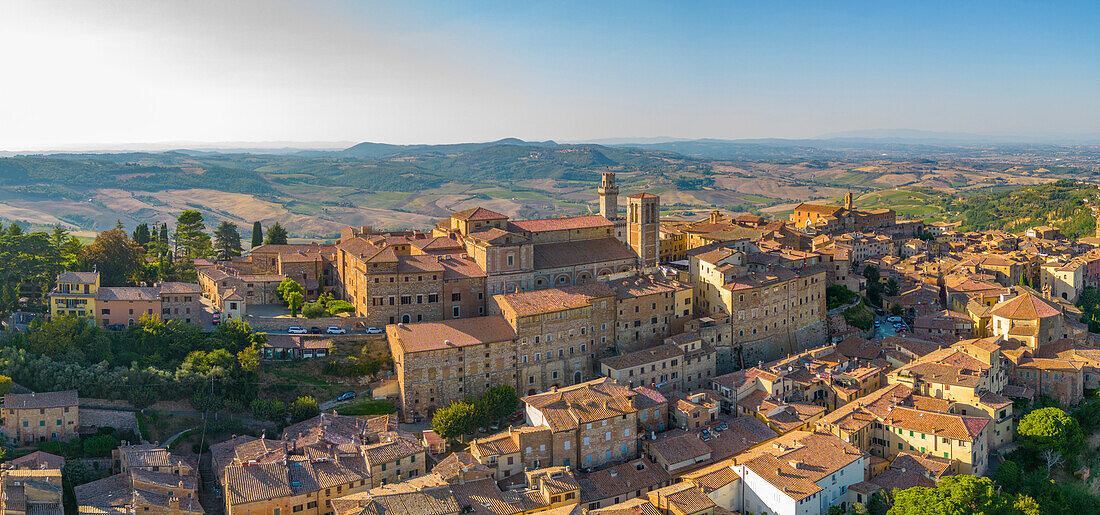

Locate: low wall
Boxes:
[244,315,374,332]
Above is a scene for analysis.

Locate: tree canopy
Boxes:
[251,221,263,249]
[264,222,288,245]
[82,228,143,286]
[1016,407,1083,454]
[213,221,242,260]
[174,210,211,258]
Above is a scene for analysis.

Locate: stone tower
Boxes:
[844,191,854,211]
[598,171,620,220]
[627,193,660,268]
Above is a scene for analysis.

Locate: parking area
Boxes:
[874,311,908,338]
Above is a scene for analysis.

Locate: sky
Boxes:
[1,0,1099,150]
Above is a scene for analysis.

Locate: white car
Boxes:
[326,326,347,335]
[886,316,902,323]
[365,327,384,334]
[288,326,307,334]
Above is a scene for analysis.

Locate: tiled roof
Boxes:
[509,215,613,233]
[648,433,712,465]
[794,203,843,215]
[533,238,637,269]
[4,390,77,409]
[589,498,661,515]
[680,461,739,493]
[493,283,615,318]
[990,292,1060,320]
[470,431,519,457]
[579,458,669,502]
[388,316,516,353]
[362,433,424,465]
[95,286,161,302]
[57,271,99,284]
[601,343,683,370]
[158,282,201,294]
[452,207,508,221]
[523,378,637,431]
[649,482,715,514]
[8,450,65,470]
[736,431,865,501]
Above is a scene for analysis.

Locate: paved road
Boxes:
[318,389,373,410]
[874,314,908,339]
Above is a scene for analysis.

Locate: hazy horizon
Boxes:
[3,0,1098,151]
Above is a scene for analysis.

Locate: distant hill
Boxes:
[0,137,1097,238]
[340,138,557,159]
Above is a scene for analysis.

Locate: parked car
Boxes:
[288,326,307,334]
[211,312,220,325]
[874,308,885,315]
[874,321,881,327]
[326,326,347,334]
[886,316,902,323]
[309,327,322,334]
[364,327,384,334]
[337,391,356,402]
[510,411,524,421]
[107,323,126,331]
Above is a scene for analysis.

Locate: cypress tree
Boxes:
[251,221,263,248]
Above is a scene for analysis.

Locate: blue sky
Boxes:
[1,0,1097,149]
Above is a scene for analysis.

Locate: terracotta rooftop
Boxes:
[452,207,508,221]
[509,215,613,233]
[990,292,1060,320]
[388,316,516,353]
[4,390,78,409]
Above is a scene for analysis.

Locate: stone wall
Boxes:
[244,315,374,332]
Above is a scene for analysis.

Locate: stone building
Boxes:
[790,192,897,235]
[75,444,202,514]
[1,390,79,445]
[493,285,617,394]
[211,413,408,515]
[522,378,640,470]
[0,451,65,514]
[387,317,518,423]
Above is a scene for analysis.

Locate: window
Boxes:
[564,440,571,450]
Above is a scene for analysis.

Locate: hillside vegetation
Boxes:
[958,180,1099,238]
[1,140,1097,237]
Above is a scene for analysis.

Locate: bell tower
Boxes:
[844,191,854,211]
[628,193,660,268]
[598,171,620,220]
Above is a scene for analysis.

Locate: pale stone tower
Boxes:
[598,171,620,219]
[628,193,660,268]
[600,171,628,243]
[844,191,854,211]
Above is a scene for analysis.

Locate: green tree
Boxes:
[286,291,304,317]
[250,398,287,422]
[212,221,243,260]
[993,460,1021,493]
[1014,494,1042,515]
[251,221,263,248]
[482,385,519,421]
[82,433,121,457]
[890,475,1013,514]
[82,228,143,286]
[174,210,211,258]
[325,300,356,315]
[132,223,151,249]
[1017,407,1084,454]
[277,278,304,306]
[290,395,319,422]
[302,301,326,319]
[431,400,476,439]
[264,222,288,245]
